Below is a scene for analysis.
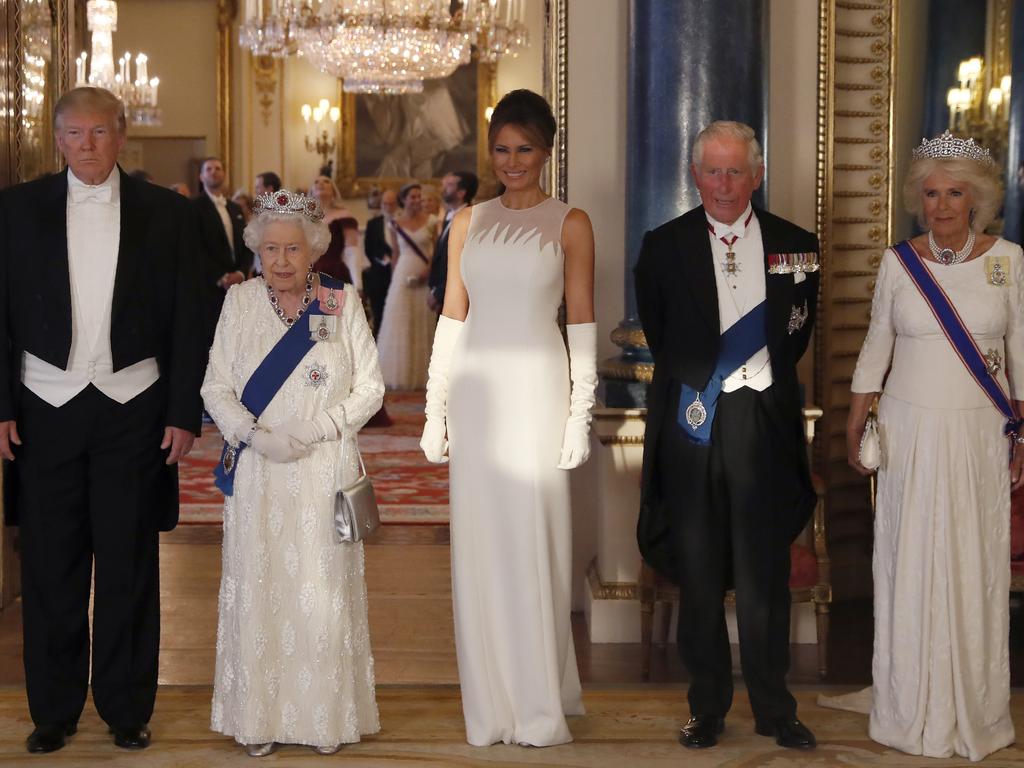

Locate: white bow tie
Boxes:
[69,184,113,205]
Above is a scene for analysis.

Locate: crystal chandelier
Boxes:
[239,1,528,95]
[75,0,161,126]
[21,0,51,142]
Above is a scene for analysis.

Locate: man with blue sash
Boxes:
[635,121,820,750]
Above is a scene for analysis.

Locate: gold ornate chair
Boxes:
[638,407,832,680]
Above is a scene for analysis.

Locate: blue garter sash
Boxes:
[213,275,345,496]
[677,301,767,445]
[892,240,1022,440]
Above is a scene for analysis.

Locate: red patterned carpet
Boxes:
[178,392,449,525]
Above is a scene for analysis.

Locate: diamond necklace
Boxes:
[266,270,314,326]
[928,229,975,265]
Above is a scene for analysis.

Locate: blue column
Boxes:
[1003,3,1024,245]
[604,0,769,407]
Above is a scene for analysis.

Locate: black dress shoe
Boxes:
[755,717,816,749]
[26,723,76,753]
[110,724,151,750]
[678,715,725,749]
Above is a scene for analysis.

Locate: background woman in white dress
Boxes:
[420,89,598,747]
[847,136,1023,761]
[377,183,437,389]
[202,189,383,757]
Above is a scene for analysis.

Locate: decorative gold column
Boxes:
[217,0,236,161]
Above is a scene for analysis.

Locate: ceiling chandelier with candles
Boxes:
[239,1,528,95]
[75,0,161,126]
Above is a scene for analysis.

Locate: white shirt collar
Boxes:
[206,188,226,205]
[706,203,754,239]
[67,166,119,198]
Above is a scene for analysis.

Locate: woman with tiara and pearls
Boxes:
[202,189,382,757]
[847,133,1022,760]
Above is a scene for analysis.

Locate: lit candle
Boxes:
[329,105,340,123]
[124,52,132,88]
[988,87,1002,118]
[318,98,329,113]
[136,53,148,85]
[150,77,159,106]
[947,87,958,131]
[301,103,312,123]
[118,55,126,84]
[1001,74,1012,96]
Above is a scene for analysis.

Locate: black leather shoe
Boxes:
[678,715,725,749]
[755,717,816,749]
[110,724,151,750]
[26,723,76,753]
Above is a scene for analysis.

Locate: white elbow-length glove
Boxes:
[421,315,464,463]
[558,322,598,469]
[276,412,341,447]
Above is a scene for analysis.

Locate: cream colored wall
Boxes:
[115,0,220,160]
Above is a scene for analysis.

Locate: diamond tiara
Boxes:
[911,130,994,166]
[252,189,325,223]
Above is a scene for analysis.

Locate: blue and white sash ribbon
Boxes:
[892,240,1022,439]
[213,275,345,495]
[677,301,767,445]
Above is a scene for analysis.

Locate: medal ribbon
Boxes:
[891,240,1022,441]
[676,300,768,445]
[706,209,755,251]
[213,274,347,496]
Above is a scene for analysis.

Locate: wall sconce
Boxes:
[946,55,1010,166]
[301,97,340,176]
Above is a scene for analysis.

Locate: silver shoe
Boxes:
[313,744,343,755]
[245,742,277,757]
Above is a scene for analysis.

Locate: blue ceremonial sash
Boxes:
[892,240,1022,439]
[677,301,767,445]
[213,276,345,496]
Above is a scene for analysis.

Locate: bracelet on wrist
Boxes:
[244,421,259,445]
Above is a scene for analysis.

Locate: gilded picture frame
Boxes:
[335,60,497,198]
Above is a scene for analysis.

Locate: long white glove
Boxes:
[251,428,311,463]
[558,322,598,469]
[276,412,340,447]
[421,315,464,463]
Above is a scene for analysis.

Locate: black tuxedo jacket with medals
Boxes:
[633,205,820,580]
[0,168,207,529]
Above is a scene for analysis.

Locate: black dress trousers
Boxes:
[16,382,165,729]
[657,382,803,722]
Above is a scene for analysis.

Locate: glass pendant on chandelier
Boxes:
[75,0,161,126]
[239,1,529,95]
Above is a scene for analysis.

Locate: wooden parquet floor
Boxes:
[0,686,1021,767]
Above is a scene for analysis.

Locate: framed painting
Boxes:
[335,60,497,198]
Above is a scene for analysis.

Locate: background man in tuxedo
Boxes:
[362,187,397,337]
[427,170,478,313]
[0,87,206,753]
[193,156,252,344]
[634,121,819,752]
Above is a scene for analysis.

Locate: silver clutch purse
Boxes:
[334,450,381,543]
[858,414,881,471]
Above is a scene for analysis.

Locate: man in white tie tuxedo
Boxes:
[0,87,206,754]
[427,171,478,313]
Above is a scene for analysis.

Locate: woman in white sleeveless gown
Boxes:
[377,183,436,389]
[847,138,1021,762]
[420,90,599,747]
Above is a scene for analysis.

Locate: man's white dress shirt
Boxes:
[707,203,773,392]
[22,168,159,407]
[206,188,234,250]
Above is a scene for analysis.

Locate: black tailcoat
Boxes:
[634,205,820,580]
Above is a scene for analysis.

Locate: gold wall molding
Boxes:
[252,54,278,128]
[544,0,568,200]
[586,558,638,601]
[815,0,896,571]
[217,0,236,161]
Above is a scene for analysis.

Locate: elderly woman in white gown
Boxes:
[202,189,383,757]
[847,134,1023,762]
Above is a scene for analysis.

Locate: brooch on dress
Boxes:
[984,348,1002,375]
[985,255,1010,286]
[308,314,337,342]
[304,361,329,388]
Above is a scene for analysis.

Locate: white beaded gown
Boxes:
[202,279,383,748]
[851,240,1023,761]
[377,222,436,389]
[447,197,584,747]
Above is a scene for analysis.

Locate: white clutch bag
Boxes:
[859,414,881,471]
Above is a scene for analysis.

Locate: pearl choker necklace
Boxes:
[266,271,314,326]
[928,229,975,265]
